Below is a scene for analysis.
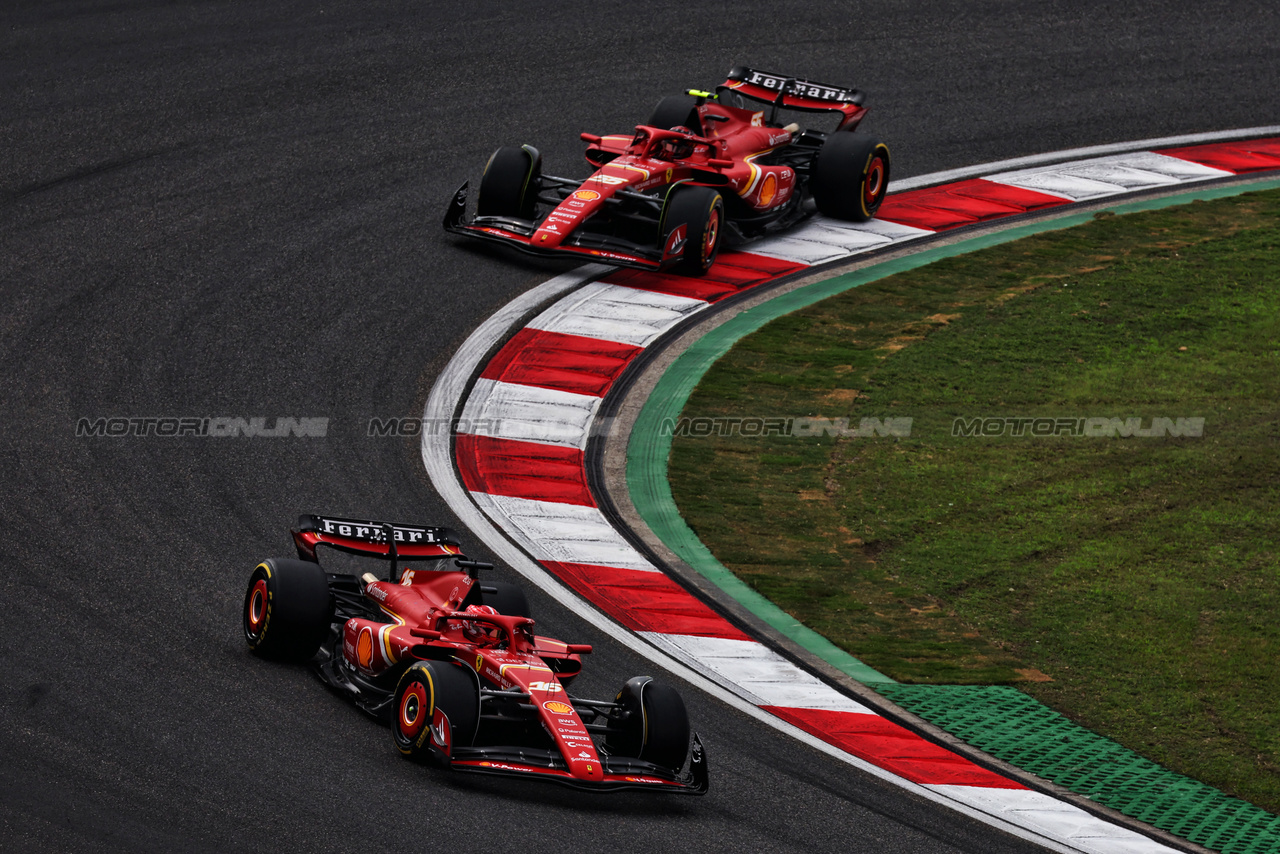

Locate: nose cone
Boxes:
[532,189,604,248]
[531,214,573,248]
[533,169,634,248]
[569,755,606,781]
[536,692,604,780]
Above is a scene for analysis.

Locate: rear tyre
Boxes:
[476,145,542,219]
[481,580,531,619]
[391,661,481,764]
[604,676,691,772]
[647,94,702,135]
[662,186,724,276]
[811,133,890,221]
[243,558,332,662]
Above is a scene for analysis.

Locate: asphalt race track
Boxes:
[3,2,1277,851]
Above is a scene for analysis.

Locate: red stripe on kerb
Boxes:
[1156,137,1280,174]
[763,706,1026,789]
[605,251,805,303]
[480,328,644,397]
[542,561,752,640]
[877,179,1069,231]
[455,434,594,506]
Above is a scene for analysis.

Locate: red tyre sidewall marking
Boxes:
[864,156,885,209]
[704,202,721,265]
[247,578,269,636]
[399,681,428,740]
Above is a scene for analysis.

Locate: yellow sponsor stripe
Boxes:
[740,152,767,197]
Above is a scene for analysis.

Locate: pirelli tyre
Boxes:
[243,558,332,662]
[604,676,692,772]
[662,186,724,276]
[811,133,891,222]
[476,144,542,220]
[392,661,481,764]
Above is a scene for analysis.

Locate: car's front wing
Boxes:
[447,734,709,795]
[443,182,668,272]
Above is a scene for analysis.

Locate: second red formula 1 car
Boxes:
[444,65,890,275]
[242,514,707,794]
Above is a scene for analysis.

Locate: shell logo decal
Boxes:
[760,173,778,206]
[543,700,574,715]
[573,190,601,201]
[356,628,374,668]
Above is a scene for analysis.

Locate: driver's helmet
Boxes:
[454,604,501,644]
[661,126,696,160]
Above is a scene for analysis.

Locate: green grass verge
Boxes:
[668,189,1280,812]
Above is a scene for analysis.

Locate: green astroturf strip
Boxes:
[878,684,1280,854]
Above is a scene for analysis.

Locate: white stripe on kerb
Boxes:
[640,632,877,713]
[927,786,1176,854]
[748,217,933,264]
[526,281,708,347]
[985,151,1233,201]
[467,492,659,572]
[1080,151,1233,181]
[459,378,600,449]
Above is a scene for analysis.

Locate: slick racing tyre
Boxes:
[392,661,480,764]
[480,580,531,619]
[811,133,890,222]
[647,94,703,136]
[476,144,542,219]
[662,186,724,276]
[243,558,332,662]
[604,676,691,772]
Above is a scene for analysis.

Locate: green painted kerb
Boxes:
[625,177,1280,686]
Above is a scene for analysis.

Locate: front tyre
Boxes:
[392,661,481,764]
[811,134,890,222]
[476,145,542,219]
[243,558,332,662]
[662,186,724,276]
[604,676,691,772]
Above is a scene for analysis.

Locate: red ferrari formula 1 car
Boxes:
[243,514,706,794]
[444,65,890,275]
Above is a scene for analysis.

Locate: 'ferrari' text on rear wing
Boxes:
[292,513,464,561]
[720,66,867,129]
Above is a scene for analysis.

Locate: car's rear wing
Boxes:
[717,66,867,130]
[292,513,465,562]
